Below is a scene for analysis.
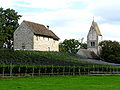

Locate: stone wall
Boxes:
[14,22,34,50]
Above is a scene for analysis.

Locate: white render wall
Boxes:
[14,22,34,50]
[33,35,59,51]
[98,36,103,43]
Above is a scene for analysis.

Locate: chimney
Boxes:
[47,25,49,29]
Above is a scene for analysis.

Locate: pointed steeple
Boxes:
[92,16,94,23]
[91,19,102,36]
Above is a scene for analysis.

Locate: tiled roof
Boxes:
[23,20,59,40]
[91,20,102,36]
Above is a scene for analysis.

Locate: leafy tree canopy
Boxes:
[59,39,81,54]
[99,40,120,64]
[0,7,22,48]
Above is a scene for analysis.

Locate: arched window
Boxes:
[91,42,95,46]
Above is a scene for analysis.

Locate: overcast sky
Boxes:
[0,0,120,42]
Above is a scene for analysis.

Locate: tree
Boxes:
[0,7,22,49]
[59,39,80,54]
[99,40,120,63]
[80,43,87,49]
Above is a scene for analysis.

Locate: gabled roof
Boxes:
[91,20,102,36]
[23,20,59,40]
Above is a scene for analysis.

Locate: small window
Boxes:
[36,36,39,41]
[91,42,95,46]
[48,47,50,51]
[22,43,25,49]
[93,42,95,46]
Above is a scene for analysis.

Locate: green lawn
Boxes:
[0,76,120,90]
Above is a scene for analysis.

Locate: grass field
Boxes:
[0,76,120,90]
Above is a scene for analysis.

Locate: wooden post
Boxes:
[39,67,41,76]
[113,66,115,74]
[79,67,81,75]
[52,65,53,75]
[69,66,70,75]
[45,66,46,75]
[32,66,34,77]
[110,66,112,74]
[87,67,89,75]
[63,66,65,76]
[73,66,75,76]
[57,67,59,75]
[18,66,21,77]
[101,65,103,74]
[10,63,13,77]
[93,65,95,73]
[106,65,107,74]
[117,67,119,74]
[2,67,5,77]
[25,66,27,76]
[98,66,100,74]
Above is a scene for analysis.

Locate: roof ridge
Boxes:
[23,20,44,26]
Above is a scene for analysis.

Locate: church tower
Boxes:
[87,20,103,55]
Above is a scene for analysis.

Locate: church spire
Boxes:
[91,18,102,36]
[92,16,95,25]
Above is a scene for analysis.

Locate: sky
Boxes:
[0,0,120,42]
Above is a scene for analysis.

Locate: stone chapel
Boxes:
[14,20,59,51]
[87,20,103,55]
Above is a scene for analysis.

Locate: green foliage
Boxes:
[0,49,81,66]
[0,49,105,66]
[80,43,87,49]
[59,39,80,54]
[99,40,120,63]
[0,7,21,48]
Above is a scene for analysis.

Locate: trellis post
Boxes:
[10,63,13,77]
[25,66,27,76]
[79,67,81,75]
[32,66,34,77]
[52,65,53,75]
[38,66,41,76]
[18,66,21,77]
[2,67,5,77]
[63,66,65,76]
[73,66,75,76]
[69,66,71,75]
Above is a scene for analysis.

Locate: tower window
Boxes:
[91,42,95,46]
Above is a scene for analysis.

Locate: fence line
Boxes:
[0,64,120,77]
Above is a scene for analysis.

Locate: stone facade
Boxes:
[14,21,59,51]
[87,20,103,55]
